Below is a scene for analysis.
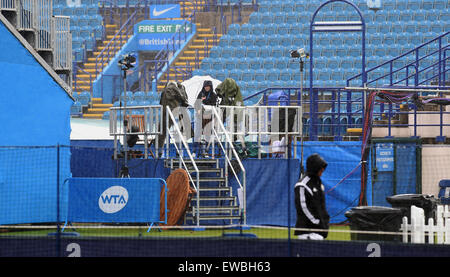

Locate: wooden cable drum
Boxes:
[160,168,196,227]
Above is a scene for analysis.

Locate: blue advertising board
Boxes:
[150,4,181,19]
[65,178,167,229]
[375,143,394,171]
[135,19,195,51]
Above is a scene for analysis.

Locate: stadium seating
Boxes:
[53,3,104,64]
[193,0,450,102]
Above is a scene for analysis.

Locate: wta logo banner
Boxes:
[98,186,129,214]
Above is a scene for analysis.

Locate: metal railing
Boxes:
[0,0,16,10]
[34,0,52,51]
[166,108,201,226]
[212,105,303,159]
[53,15,71,71]
[211,106,246,224]
[109,105,163,160]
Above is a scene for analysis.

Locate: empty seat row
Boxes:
[53,4,99,16]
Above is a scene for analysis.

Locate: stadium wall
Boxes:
[0,18,73,224]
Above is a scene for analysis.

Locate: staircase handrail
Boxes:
[166,107,201,226]
[95,8,140,75]
[211,106,246,224]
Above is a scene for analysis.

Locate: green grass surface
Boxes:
[0,225,352,241]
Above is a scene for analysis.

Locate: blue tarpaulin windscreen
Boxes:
[229,141,369,226]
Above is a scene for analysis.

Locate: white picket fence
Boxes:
[401,205,450,244]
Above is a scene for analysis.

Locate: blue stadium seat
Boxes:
[214,71,227,81]
[87,4,99,15]
[240,23,251,36]
[209,46,220,59]
[262,58,274,69]
[274,57,289,70]
[225,58,237,71]
[281,1,294,13]
[272,45,285,58]
[279,68,292,83]
[78,91,91,106]
[211,59,224,71]
[265,68,280,82]
[377,22,391,34]
[221,46,233,58]
[227,24,240,36]
[53,5,63,15]
[246,45,259,58]
[62,6,74,16]
[218,35,230,47]
[273,12,285,24]
[229,35,243,47]
[277,23,290,35]
[285,11,298,24]
[237,57,250,70]
[249,58,262,71]
[102,111,110,120]
[267,34,281,46]
[261,12,273,24]
[120,91,133,102]
[254,69,266,82]
[258,2,271,13]
[399,10,413,22]
[84,38,96,51]
[133,91,146,102]
[404,21,417,33]
[269,1,282,13]
[229,69,243,82]
[75,5,88,16]
[88,14,103,27]
[71,101,82,116]
[248,12,261,25]
[434,1,447,10]
[263,23,277,35]
[251,23,264,36]
[241,69,254,82]
[233,46,246,58]
[80,26,92,39]
[288,24,301,35]
[255,34,268,47]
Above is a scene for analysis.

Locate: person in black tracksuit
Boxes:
[294,153,330,240]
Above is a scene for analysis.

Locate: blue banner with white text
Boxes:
[67,178,166,224]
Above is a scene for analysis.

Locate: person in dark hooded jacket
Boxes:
[197,80,217,106]
[294,153,330,240]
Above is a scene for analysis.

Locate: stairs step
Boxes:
[192,206,240,212]
[197,177,225,182]
[87,108,110,114]
[197,187,231,192]
[188,44,214,49]
[192,196,236,202]
[186,215,242,221]
[82,113,103,119]
[94,103,113,108]
[186,168,222,174]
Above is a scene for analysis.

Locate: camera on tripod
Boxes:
[118,53,136,70]
[290,48,309,59]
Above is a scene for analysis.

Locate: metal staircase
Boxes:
[164,107,246,227]
[164,157,241,225]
